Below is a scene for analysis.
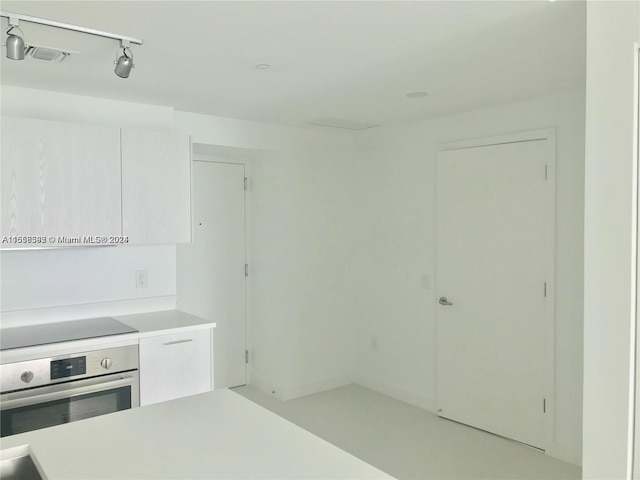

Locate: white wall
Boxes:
[0,86,175,128]
[2,246,176,312]
[583,2,640,478]
[176,111,361,400]
[353,90,585,465]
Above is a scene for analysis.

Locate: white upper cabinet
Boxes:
[0,118,192,248]
[1,116,122,245]
[121,128,192,244]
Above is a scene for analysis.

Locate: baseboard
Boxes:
[247,374,287,401]
[545,441,582,467]
[355,374,436,412]
[280,373,358,401]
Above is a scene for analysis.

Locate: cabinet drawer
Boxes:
[139,329,212,406]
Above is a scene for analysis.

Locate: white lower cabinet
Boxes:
[139,328,213,406]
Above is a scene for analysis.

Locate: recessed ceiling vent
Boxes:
[25,44,73,63]
[310,117,379,131]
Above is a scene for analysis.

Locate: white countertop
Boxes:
[0,310,215,364]
[114,309,216,337]
[0,389,392,479]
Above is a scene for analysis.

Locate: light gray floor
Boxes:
[232,384,580,480]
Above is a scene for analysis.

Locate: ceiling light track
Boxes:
[1,10,142,78]
[0,11,142,45]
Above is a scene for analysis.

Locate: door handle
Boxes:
[0,375,135,410]
[162,339,193,346]
[439,296,453,306]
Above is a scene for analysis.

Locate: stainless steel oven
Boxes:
[0,344,139,437]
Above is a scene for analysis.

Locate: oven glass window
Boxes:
[1,386,131,437]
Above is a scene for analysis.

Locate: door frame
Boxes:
[436,128,556,454]
[632,42,640,480]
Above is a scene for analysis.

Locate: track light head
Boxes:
[114,44,133,78]
[5,24,25,60]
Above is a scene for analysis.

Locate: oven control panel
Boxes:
[0,344,138,392]
[51,356,87,380]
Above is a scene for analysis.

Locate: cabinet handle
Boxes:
[162,339,193,346]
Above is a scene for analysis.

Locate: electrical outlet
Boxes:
[135,270,148,289]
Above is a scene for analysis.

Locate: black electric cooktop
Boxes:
[0,317,138,351]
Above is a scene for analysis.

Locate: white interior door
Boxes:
[436,133,554,449]
[177,161,246,389]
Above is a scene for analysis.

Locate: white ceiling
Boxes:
[0,1,586,128]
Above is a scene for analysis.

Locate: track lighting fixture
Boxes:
[1,10,142,77]
[5,20,24,60]
[114,41,134,79]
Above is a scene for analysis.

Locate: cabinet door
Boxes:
[121,129,191,244]
[139,328,212,406]
[1,116,121,243]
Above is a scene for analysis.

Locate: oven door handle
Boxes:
[0,375,135,410]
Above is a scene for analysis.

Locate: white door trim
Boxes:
[439,129,555,152]
[631,43,640,480]
[436,128,556,455]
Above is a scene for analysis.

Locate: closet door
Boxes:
[436,131,555,450]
